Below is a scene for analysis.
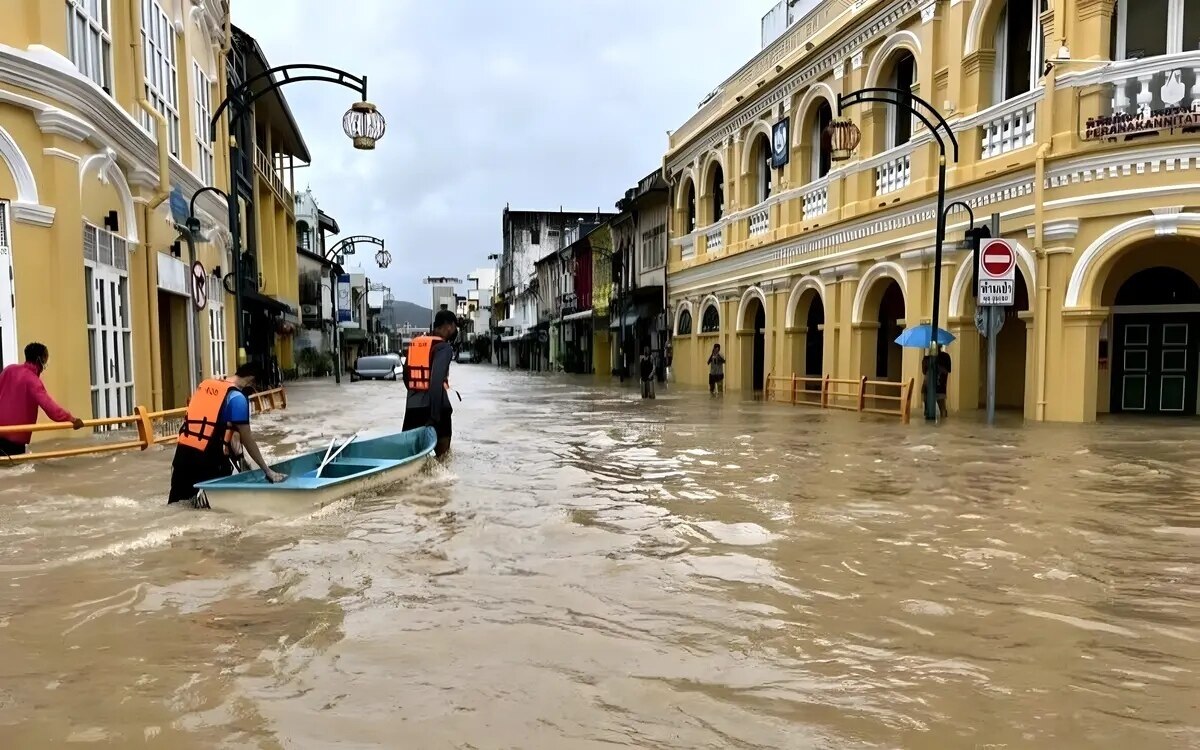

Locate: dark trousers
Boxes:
[168,446,234,504]
[0,437,27,457]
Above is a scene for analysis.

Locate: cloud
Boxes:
[233,0,766,304]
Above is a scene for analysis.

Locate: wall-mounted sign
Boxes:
[1085,105,1200,141]
[771,116,791,169]
[157,252,188,296]
[190,261,207,310]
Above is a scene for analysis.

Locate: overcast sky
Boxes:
[233,1,766,305]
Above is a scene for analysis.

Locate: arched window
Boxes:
[677,309,693,335]
[710,164,725,222]
[701,304,720,333]
[811,101,833,181]
[686,180,697,233]
[992,0,1044,105]
[754,133,773,204]
[886,52,917,149]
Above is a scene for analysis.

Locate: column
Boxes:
[1052,309,1108,422]
[948,316,980,412]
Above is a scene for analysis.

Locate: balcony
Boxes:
[875,152,911,195]
[802,180,829,219]
[1074,51,1200,141]
[704,225,724,253]
[747,205,770,237]
[679,234,696,258]
[255,146,293,204]
[977,90,1039,160]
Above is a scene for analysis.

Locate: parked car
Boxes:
[456,348,477,364]
[350,353,403,382]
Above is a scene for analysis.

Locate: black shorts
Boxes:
[0,438,27,457]
[709,374,724,386]
[168,446,235,504]
[403,408,452,441]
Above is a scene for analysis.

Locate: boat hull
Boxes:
[195,426,437,517]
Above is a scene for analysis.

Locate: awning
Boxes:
[498,318,518,327]
[501,335,520,342]
[562,309,593,322]
[243,289,291,314]
[608,309,638,329]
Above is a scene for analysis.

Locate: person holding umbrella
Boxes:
[895,324,955,420]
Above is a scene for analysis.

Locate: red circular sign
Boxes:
[981,239,1015,277]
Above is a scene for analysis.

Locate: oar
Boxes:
[316,432,359,478]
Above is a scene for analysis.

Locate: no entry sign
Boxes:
[978,238,1015,306]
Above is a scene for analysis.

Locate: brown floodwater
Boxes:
[1,365,1198,749]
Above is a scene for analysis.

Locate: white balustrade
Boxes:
[748,207,770,236]
[1102,56,1200,128]
[875,153,911,195]
[680,235,696,259]
[704,226,724,252]
[980,99,1037,159]
[802,183,828,219]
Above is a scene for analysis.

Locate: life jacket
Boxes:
[404,335,450,392]
[177,378,237,455]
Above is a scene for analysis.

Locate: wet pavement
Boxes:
[1,364,1198,748]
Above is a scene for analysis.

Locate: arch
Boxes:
[784,275,827,328]
[673,299,694,335]
[699,294,722,332]
[740,121,773,175]
[0,124,40,205]
[700,150,726,191]
[965,0,1007,55]
[735,285,769,332]
[673,168,697,211]
[852,261,909,324]
[864,31,924,89]
[79,148,139,243]
[948,239,1038,317]
[794,83,838,132]
[1065,213,1200,308]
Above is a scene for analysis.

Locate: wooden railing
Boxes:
[0,387,287,464]
[765,374,914,423]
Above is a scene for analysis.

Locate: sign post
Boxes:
[975,213,1008,424]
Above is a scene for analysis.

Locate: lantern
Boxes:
[375,248,392,269]
[343,101,387,150]
[823,117,862,162]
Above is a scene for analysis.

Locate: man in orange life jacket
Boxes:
[402,309,458,457]
[167,361,285,505]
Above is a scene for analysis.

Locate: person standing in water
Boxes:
[403,309,458,457]
[0,342,84,456]
[639,346,655,399]
[707,343,726,395]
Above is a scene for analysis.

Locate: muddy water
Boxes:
[1,366,1198,749]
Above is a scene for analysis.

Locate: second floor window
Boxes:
[1111,0,1199,60]
[992,0,1044,105]
[67,0,113,93]
[193,62,215,185]
[641,224,666,271]
[140,0,182,158]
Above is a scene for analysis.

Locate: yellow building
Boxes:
[0,0,238,422]
[665,0,1200,421]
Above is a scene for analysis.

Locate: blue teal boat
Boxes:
[195,426,437,515]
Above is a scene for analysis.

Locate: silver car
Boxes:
[351,353,403,382]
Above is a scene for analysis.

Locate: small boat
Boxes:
[195,426,437,516]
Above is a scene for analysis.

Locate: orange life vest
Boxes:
[177,378,237,454]
[404,335,450,392]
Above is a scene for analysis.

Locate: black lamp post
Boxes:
[825,88,960,422]
[208,63,386,366]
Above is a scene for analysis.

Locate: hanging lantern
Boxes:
[823,117,862,162]
[375,248,392,269]
[343,101,387,150]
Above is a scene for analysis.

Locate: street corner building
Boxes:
[663,0,1200,422]
[0,1,309,443]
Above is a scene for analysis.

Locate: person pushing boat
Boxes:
[402,309,458,457]
[168,361,285,505]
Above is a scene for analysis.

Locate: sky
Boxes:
[232,0,767,305]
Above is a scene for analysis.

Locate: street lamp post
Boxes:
[826,88,960,422]
[324,235,387,383]
[208,63,386,366]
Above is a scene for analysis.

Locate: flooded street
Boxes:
[1,364,1199,749]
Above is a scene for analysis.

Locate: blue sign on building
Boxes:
[337,274,352,323]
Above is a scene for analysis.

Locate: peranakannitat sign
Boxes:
[1085,105,1200,140]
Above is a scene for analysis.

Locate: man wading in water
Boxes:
[168,362,284,506]
[403,309,459,457]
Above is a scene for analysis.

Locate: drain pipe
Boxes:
[130,0,172,409]
[1032,57,1060,422]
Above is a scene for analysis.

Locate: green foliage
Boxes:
[297,347,335,377]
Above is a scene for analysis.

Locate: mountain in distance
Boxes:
[384,300,434,329]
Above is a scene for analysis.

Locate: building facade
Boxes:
[294,187,339,367]
[1,0,237,422]
[665,0,1200,422]
[610,169,670,380]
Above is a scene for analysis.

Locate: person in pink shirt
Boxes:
[0,342,84,457]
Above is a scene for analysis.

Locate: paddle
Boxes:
[316,432,359,478]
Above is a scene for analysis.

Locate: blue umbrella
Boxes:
[894,324,956,349]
